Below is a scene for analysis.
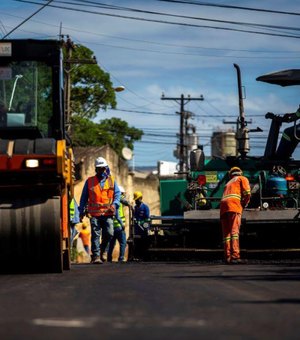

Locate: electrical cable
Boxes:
[2,0,54,39]
[159,0,300,17]
[15,0,300,39]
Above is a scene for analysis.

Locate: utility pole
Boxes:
[61,35,97,134]
[161,93,204,172]
[63,36,74,134]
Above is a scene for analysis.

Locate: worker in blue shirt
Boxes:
[79,157,121,264]
[133,191,150,260]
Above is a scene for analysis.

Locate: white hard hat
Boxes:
[95,157,108,168]
[118,185,125,193]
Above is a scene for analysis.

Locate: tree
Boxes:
[67,43,143,155]
[71,116,143,154]
[69,44,117,119]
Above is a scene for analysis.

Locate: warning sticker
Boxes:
[205,171,218,183]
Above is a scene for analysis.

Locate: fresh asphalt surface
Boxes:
[1,260,300,340]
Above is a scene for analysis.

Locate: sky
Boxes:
[1,0,300,168]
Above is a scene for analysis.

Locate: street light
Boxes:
[113,86,125,93]
[8,74,23,111]
[97,85,125,105]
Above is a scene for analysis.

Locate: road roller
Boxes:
[0,39,74,273]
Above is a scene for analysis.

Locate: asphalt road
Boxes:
[1,260,300,340]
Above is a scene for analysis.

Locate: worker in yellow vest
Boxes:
[108,186,131,262]
[69,198,80,243]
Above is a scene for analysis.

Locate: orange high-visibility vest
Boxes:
[220,175,251,216]
[87,175,115,216]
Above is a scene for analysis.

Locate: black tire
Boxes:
[0,194,63,273]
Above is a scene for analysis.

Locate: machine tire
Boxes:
[63,242,71,270]
[0,194,63,273]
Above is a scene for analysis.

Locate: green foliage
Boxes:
[71,116,143,156]
[70,45,143,155]
[69,44,117,119]
[68,43,143,156]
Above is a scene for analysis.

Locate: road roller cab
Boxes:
[0,39,74,273]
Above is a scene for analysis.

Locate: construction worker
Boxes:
[133,191,151,260]
[108,185,131,262]
[79,157,121,264]
[69,198,80,244]
[69,197,80,263]
[78,222,91,255]
[220,167,251,264]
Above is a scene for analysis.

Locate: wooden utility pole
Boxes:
[62,35,97,134]
[63,36,74,133]
[161,94,204,172]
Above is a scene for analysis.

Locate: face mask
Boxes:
[95,167,106,177]
[135,199,142,206]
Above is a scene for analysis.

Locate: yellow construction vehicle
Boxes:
[0,39,74,272]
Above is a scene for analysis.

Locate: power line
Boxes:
[111,108,174,116]
[4,10,299,56]
[137,140,176,145]
[159,0,300,17]
[2,0,54,39]
[43,0,300,34]
[15,0,300,39]
[3,10,296,55]
[0,20,8,37]
[72,38,300,59]
[110,108,266,119]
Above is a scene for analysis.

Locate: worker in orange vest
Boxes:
[220,167,251,264]
[79,157,121,264]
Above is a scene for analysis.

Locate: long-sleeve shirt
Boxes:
[114,194,130,228]
[79,176,121,215]
[134,202,150,222]
[70,198,80,224]
[220,175,251,217]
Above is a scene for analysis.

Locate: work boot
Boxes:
[91,256,103,264]
[101,252,108,262]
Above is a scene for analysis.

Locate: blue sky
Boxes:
[1,0,300,167]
